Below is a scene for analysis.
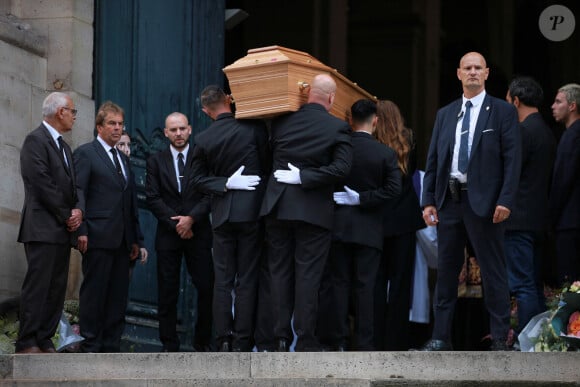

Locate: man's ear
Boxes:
[512,96,521,108]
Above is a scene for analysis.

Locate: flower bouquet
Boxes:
[550,281,580,348]
[523,281,580,352]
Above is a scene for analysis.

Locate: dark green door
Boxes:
[94,0,225,351]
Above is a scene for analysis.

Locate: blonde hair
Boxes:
[374,100,411,175]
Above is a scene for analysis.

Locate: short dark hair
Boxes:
[350,99,377,125]
[200,85,226,109]
[508,76,544,108]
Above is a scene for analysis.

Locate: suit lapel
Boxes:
[92,139,125,188]
[470,95,492,157]
[163,149,180,194]
[447,100,463,155]
[40,124,70,174]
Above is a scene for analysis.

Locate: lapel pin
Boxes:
[486,106,490,111]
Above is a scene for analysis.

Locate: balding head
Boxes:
[307,73,337,111]
[165,112,189,128]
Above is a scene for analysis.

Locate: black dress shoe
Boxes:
[276,338,289,352]
[416,339,453,351]
[15,346,43,354]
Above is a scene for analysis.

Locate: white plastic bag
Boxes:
[56,311,84,352]
[518,310,552,352]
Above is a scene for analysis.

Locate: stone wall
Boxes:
[0,0,95,302]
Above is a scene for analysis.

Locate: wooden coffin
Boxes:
[223,45,376,121]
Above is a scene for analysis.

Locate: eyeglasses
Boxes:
[62,107,78,116]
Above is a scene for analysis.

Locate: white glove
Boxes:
[274,162,301,185]
[226,165,261,190]
[333,185,360,206]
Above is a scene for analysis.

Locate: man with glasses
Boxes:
[16,92,84,354]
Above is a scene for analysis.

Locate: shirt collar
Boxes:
[42,120,61,142]
[463,90,486,108]
[170,144,189,160]
[96,135,114,152]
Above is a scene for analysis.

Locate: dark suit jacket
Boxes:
[18,124,84,244]
[191,112,271,229]
[422,94,521,217]
[260,103,352,229]
[506,112,556,231]
[549,118,580,230]
[332,132,401,250]
[146,146,211,250]
[73,139,139,250]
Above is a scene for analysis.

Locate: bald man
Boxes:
[145,112,214,352]
[420,52,521,351]
[260,73,352,351]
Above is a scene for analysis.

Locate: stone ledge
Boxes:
[0,13,47,57]
[2,352,579,383]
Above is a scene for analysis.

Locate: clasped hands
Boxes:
[333,185,360,206]
[171,215,194,239]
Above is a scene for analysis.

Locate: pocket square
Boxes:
[482,129,495,133]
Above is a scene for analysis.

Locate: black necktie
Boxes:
[458,100,472,173]
[177,152,185,190]
[57,136,68,168]
[110,148,125,182]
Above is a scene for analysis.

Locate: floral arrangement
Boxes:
[532,281,580,352]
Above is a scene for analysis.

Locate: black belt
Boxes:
[449,178,467,190]
[449,178,467,202]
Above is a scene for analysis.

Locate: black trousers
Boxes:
[156,234,213,351]
[212,221,261,350]
[373,232,416,350]
[265,216,331,351]
[318,241,381,350]
[253,241,276,351]
[79,245,130,353]
[16,242,70,352]
[432,190,510,343]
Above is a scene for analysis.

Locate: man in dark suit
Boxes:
[16,92,84,354]
[549,83,580,285]
[191,85,271,352]
[260,73,352,351]
[74,101,141,353]
[146,112,213,352]
[504,76,556,333]
[421,52,521,351]
[318,99,401,351]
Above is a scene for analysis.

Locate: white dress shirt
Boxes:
[450,90,486,183]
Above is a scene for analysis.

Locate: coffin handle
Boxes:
[297,81,310,91]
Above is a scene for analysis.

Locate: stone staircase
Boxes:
[1,351,580,386]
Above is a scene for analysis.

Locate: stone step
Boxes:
[1,352,579,385]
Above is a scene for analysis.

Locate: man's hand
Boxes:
[171,215,194,237]
[180,229,194,240]
[333,185,360,206]
[274,162,301,185]
[66,208,83,232]
[493,205,511,224]
[139,248,148,264]
[226,165,261,190]
[422,205,438,226]
[77,235,88,254]
[129,243,139,261]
